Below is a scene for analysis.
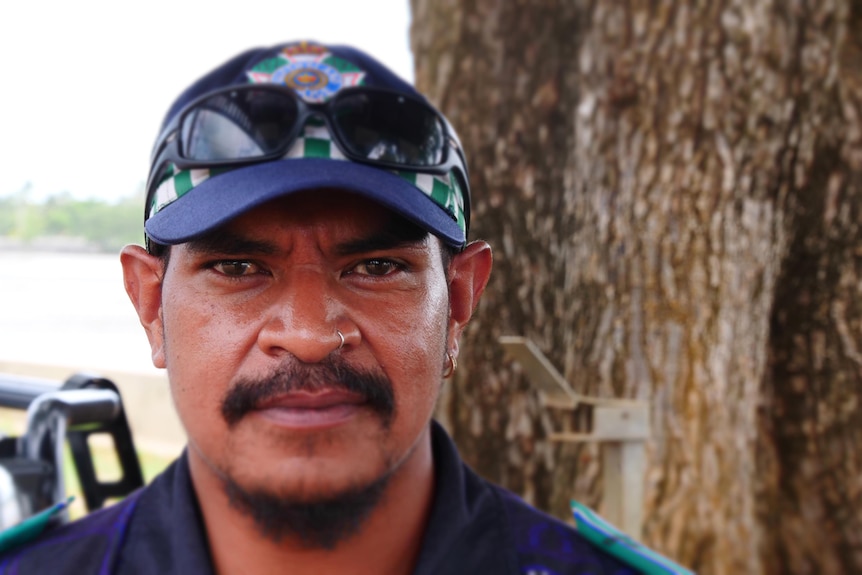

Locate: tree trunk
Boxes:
[758,3,862,574]
[411,0,590,516]
[410,1,862,574]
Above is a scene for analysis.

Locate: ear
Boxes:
[120,245,167,369]
[446,240,493,355]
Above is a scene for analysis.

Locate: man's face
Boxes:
[127,191,481,511]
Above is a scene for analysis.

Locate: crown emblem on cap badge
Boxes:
[246,42,366,103]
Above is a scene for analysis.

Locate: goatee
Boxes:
[219,357,396,548]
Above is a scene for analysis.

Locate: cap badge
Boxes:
[246,42,366,103]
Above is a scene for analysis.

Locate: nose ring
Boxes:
[336,329,345,351]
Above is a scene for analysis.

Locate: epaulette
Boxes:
[571,501,696,575]
[0,497,73,555]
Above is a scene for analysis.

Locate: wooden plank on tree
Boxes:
[499,336,583,407]
[593,405,650,441]
[499,336,641,409]
[601,440,646,542]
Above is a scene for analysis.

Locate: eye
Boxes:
[351,258,403,277]
[211,260,263,277]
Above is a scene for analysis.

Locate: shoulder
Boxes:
[490,485,642,575]
[0,455,192,575]
[429,421,644,574]
[0,492,142,575]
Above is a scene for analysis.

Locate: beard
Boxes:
[223,466,393,550]
[217,357,397,549]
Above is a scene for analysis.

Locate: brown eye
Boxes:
[356,259,400,276]
[213,260,260,277]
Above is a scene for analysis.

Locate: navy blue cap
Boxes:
[144,41,469,249]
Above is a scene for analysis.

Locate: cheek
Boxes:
[160,284,255,425]
[359,282,450,416]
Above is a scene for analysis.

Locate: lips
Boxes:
[252,389,367,429]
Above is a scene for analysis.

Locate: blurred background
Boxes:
[4,1,862,574]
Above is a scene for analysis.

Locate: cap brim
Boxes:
[145,158,465,247]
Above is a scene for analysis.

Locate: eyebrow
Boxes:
[182,217,429,257]
[334,218,429,256]
[184,232,280,256]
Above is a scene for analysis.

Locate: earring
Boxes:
[442,352,457,378]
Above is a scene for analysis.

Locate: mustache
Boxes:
[221,357,395,428]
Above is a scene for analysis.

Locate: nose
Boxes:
[256,268,350,363]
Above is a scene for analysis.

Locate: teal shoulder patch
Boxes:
[0,497,73,555]
[571,500,696,575]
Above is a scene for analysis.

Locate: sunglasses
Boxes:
[146,84,471,222]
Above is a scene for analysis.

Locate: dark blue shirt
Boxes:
[0,423,638,574]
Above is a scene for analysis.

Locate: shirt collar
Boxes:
[411,421,519,575]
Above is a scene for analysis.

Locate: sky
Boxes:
[0,1,413,203]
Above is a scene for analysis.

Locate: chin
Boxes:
[226,445,396,500]
[222,459,396,549]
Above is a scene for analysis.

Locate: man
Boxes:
[0,41,645,574]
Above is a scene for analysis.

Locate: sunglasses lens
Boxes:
[333,91,446,167]
[180,90,299,161]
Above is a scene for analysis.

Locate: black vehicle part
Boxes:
[60,374,145,511]
[0,374,59,410]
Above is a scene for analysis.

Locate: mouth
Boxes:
[252,389,368,430]
[222,359,396,429]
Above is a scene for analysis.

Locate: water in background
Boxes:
[0,249,159,375]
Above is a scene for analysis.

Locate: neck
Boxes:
[189,427,436,575]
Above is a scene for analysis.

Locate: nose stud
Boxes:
[336,329,345,351]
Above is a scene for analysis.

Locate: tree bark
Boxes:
[411,0,595,515]
[411,1,862,574]
[758,3,862,573]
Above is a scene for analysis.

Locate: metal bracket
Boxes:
[500,336,649,539]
